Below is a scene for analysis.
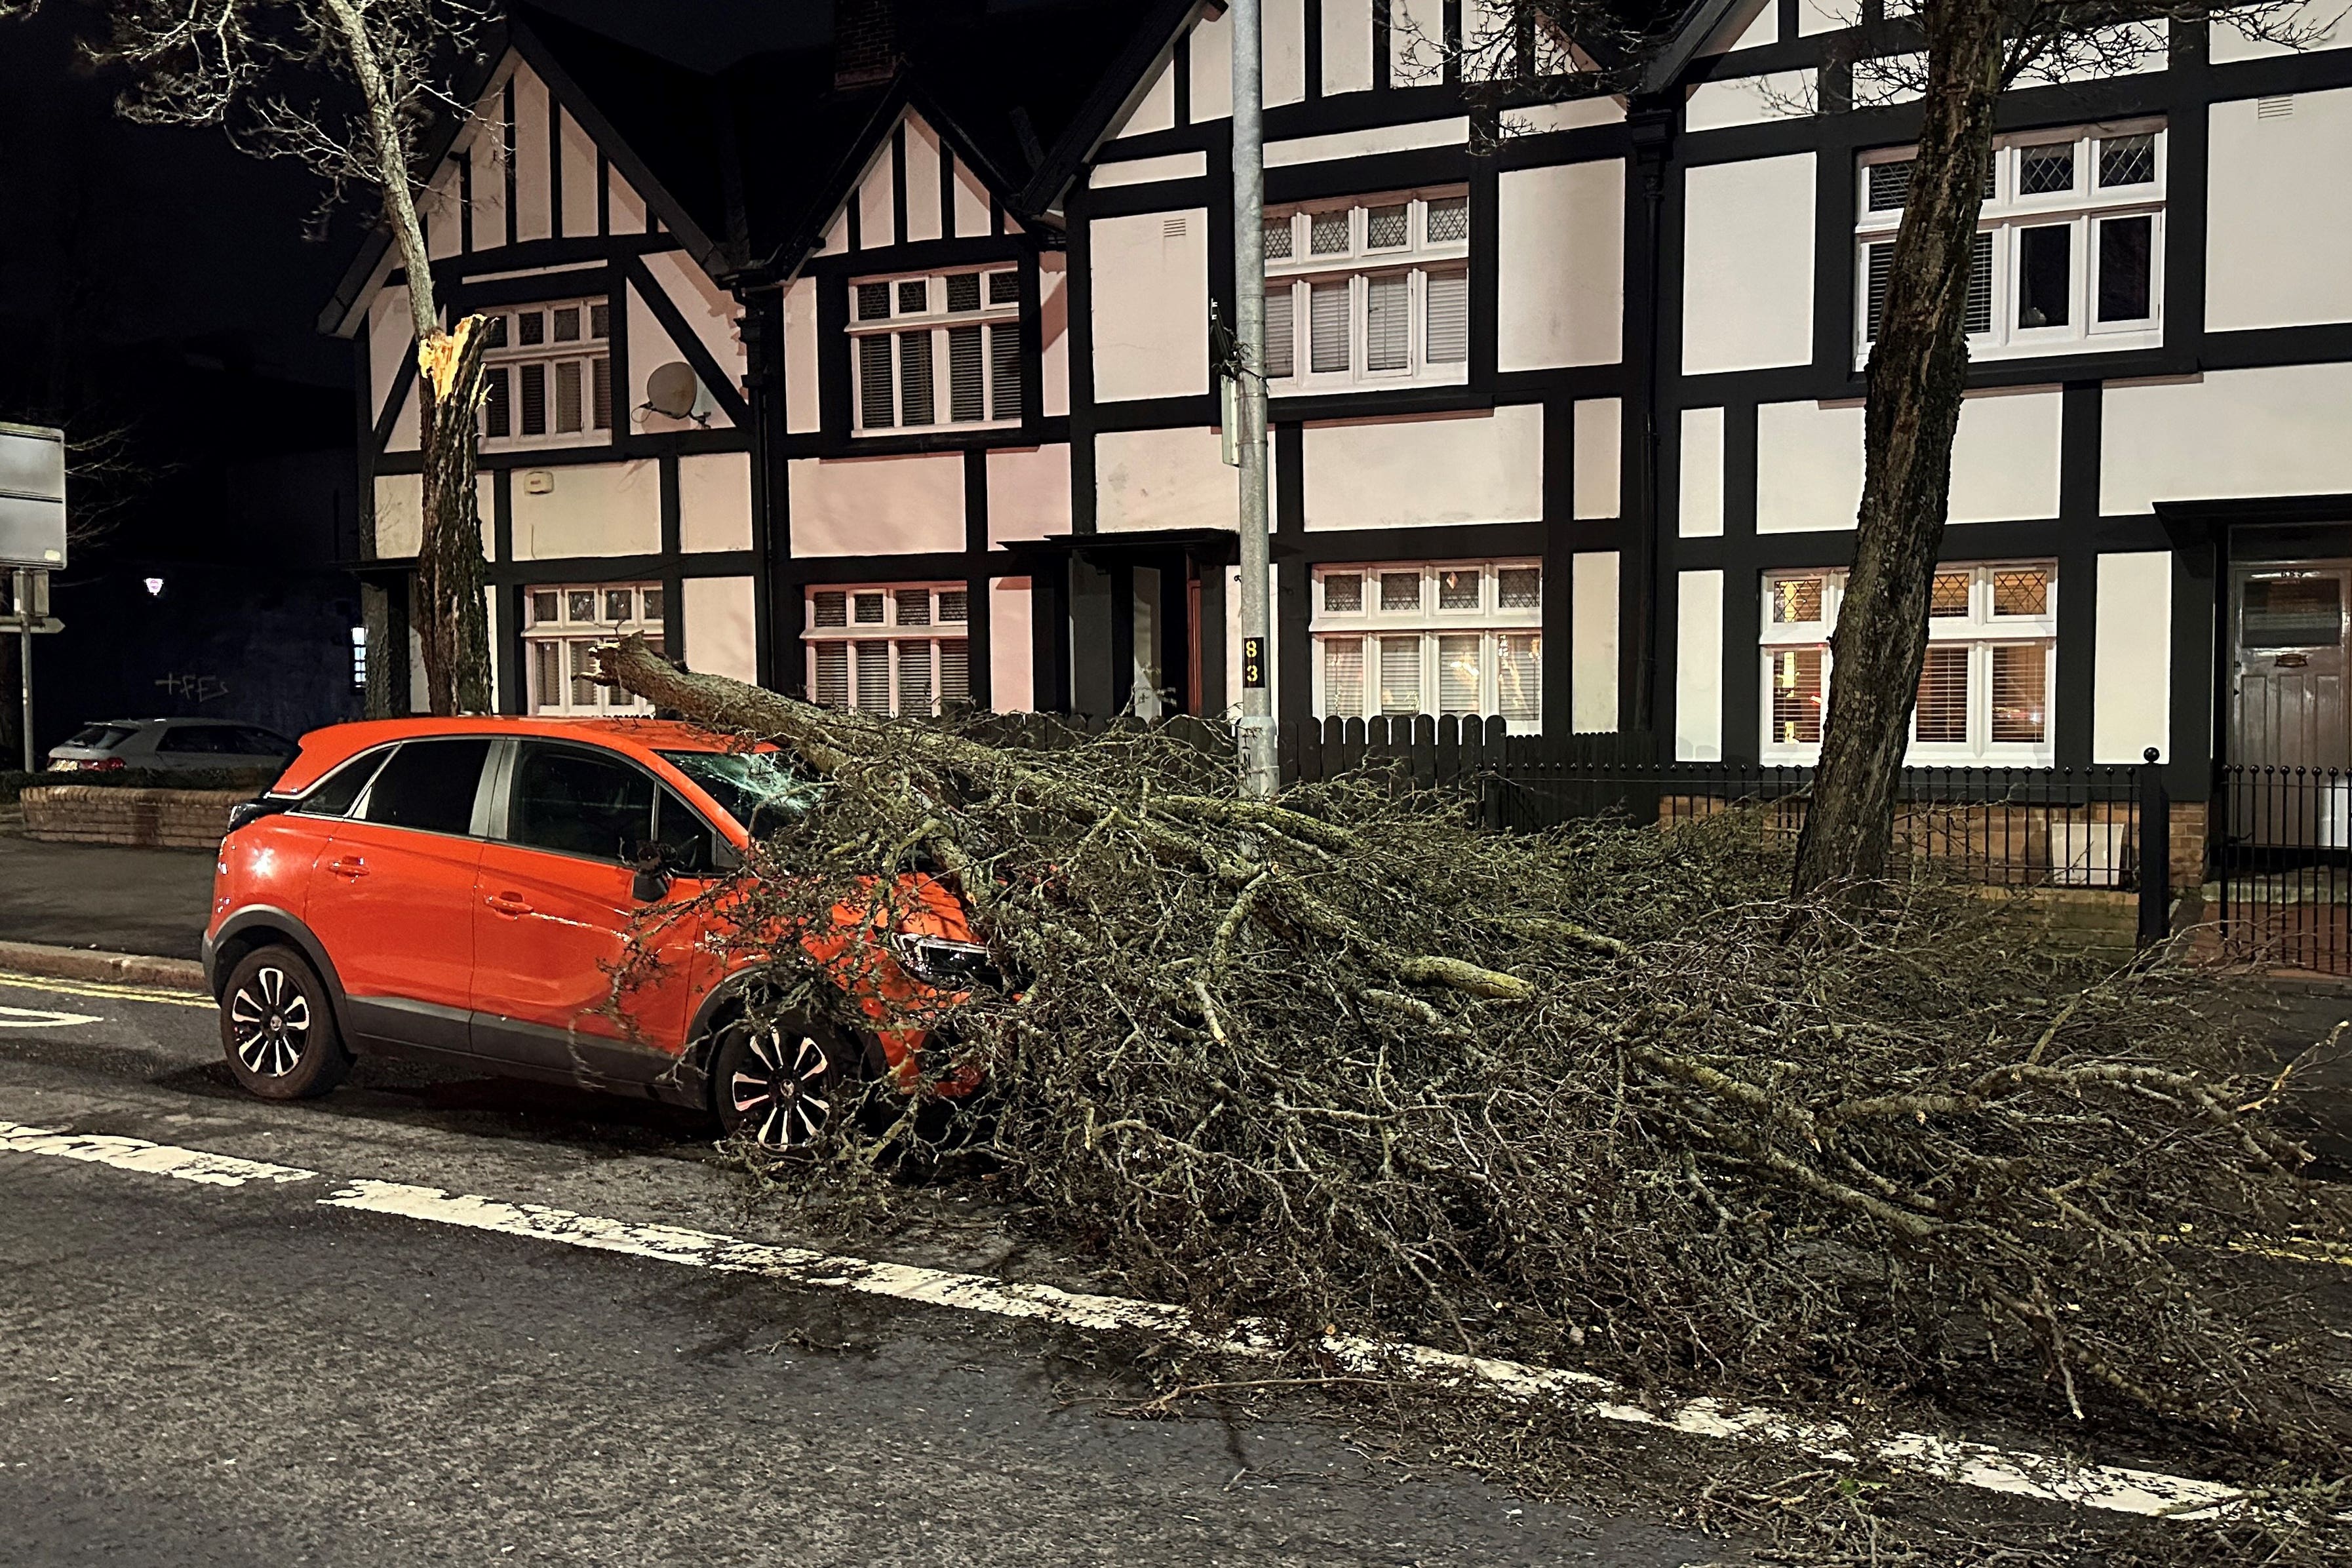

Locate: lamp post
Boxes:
[1230,0,1276,799]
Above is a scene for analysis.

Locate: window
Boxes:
[1856,123,2162,364]
[296,751,390,818]
[481,299,613,446]
[805,583,971,716]
[1759,562,2056,764]
[1311,562,1541,733]
[507,743,656,863]
[850,269,1022,433]
[522,583,665,716]
[355,738,493,835]
[1263,189,1470,394]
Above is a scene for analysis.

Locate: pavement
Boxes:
[0,832,215,960]
[0,970,1745,1567]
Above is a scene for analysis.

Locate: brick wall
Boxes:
[21,787,254,850]
[834,0,897,87]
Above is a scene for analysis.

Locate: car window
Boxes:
[651,787,723,874]
[233,727,294,755]
[656,749,822,837]
[66,724,135,750]
[296,751,390,817]
[157,726,236,755]
[509,743,654,863]
[357,739,493,834]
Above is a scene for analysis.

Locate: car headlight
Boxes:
[890,934,998,989]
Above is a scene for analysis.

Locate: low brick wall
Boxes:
[20,787,255,850]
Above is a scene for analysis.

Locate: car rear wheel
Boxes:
[220,945,351,1101]
[711,1016,859,1150]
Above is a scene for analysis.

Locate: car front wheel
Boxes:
[220,945,351,1101]
[711,1016,858,1150]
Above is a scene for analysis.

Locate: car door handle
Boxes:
[325,856,368,879]
[484,892,534,917]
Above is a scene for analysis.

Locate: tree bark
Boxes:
[323,0,492,715]
[1790,0,2008,897]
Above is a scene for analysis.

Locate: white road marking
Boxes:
[0,1004,103,1029]
[320,1177,2245,1521]
[0,1120,317,1188]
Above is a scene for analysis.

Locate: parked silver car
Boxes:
[46,718,299,774]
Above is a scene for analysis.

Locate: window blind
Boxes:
[1310,282,1350,373]
[858,336,894,427]
[814,642,850,708]
[991,324,1021,420]
[1264,288,1295,378]
[1365,274,1409,371]
[949,326,985,421]
[1425,271,1468,364]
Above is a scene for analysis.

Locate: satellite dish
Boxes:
[644,362,701,420]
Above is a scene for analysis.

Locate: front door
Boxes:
[470,740,703,1085]
[308,736,494,1053]
[2229,562,2352,844]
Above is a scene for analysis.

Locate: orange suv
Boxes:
[201,717,987,1147]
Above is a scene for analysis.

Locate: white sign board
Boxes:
[0,422,66,570]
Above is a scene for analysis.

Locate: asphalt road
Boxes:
[0,972,1742,1567]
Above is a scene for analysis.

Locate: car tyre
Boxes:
[710,1014,860,1150]
[220,945,351,1101]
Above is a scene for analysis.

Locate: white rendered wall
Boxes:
[1685,73,1814,133]
[789,454,965,557]
[1682,155,1816,375]
[1089,209,1210,401]
[369,288,414,451]
[1573,398,1620,519]
[558,108,598,239]
[608,165,646,234]
[1189,9,1232,121]
[952,153,992,237]
[1496,161,1625,370]
[1392,0,1446,85]
[1322,0,1375,95]
[1756,400,1863,532]
[986,445,1072,543]
[1040,253,1071,417]
[1502,98,1626,135]
[1303,406,1543,530]
[990,578,1034,711]
[904,114,945,244]
[472,129,509,249]
[2101,364,2352,513]
[857,141,893,248]
[1571,551,1620,732]
[644,249,745,392]
[1679,407,1725,537]
[511,66,553,245]
[784,276,820,435]
[1115,60,1178,140]
[1701,0,1778,52]
[1266,0,1308,106]
[1095,425,1232,533]
[2092,553,2172,764]
[425,162,461,260]
[682,576,758,683]
[1676,570,1725,761]
[2211,0,2349,62]
[2206,88,2352,332]
[680,453,753,553]
[374,473,423,559]
[513,461,661,559]
[1950,389,2063,523]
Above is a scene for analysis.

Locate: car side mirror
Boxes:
[627,842,673,903]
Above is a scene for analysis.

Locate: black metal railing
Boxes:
[2218,765,2352,973]
[978,714,2175,946]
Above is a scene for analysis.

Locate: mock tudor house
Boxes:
[327,0,2352,814]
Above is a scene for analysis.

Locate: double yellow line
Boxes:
[0,970,214,1011]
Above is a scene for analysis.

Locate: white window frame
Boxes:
[1854,121,2165,367]
[1310,561,1543,734]
[1758,562,2058,766]
[522,582,664,715]
[481,298,614,449]
[804,583,973,715]
[848,269,1023,435]
[1264,187,1472,396]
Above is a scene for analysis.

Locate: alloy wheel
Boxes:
[730,1029,834,1148]
[229,966,312,1078]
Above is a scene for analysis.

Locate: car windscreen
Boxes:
[657,750,822,838]
[64,724,136,750]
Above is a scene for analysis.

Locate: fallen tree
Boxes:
[600,634,2346,1452]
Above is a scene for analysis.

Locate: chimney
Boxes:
[833,0,898,90]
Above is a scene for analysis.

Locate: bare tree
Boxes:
[4,0,498,714]
[1437,1,2316,897]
